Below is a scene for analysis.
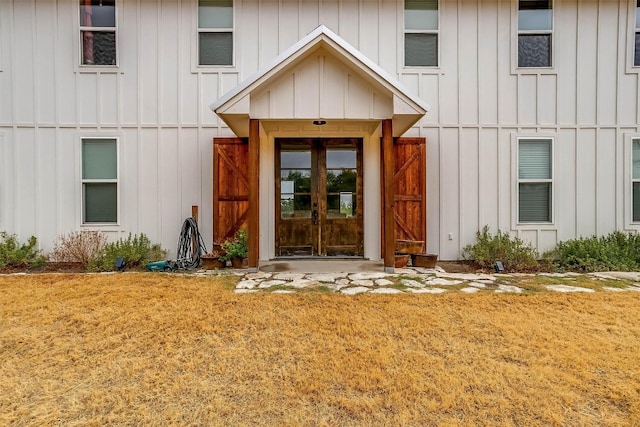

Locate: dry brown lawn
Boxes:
[1,273,639,426]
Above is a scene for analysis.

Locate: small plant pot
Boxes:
[411,253,438,268]
[394,254,410,268]
[230,257,248,269]
[201,256,226,269]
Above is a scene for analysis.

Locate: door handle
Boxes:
[312,209,318,225]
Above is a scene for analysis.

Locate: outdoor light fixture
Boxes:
[312,120,327,126]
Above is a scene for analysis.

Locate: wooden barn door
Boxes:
[382,137,426,251]
[213,138,249,245]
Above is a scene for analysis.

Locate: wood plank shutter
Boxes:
[393,137,426,246]
[213,138,249,244]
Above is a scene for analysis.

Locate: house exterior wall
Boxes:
[1,0,639,259]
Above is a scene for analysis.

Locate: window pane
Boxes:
[518,34,551,67]
[83,139,117,179]
[405,0,438,30]
[281,170,311,193]
[199,0,233,28]
[634,183,640,222]
[281,151,311,168]
[199,32,232,65]
[280,195,311,219]
[327,169,357,193]
[81,31,116,65]
[326,150,356,168]
[519,139,551,179]
[518,9,552,31]
[519,0,551,10]
[80,0,116,27]
[633,140,640,179]
[405,33,438,66]
[280,194,294,217]
[327,193,356,218]
[84,183,117,223]
[635,33,640,67]
[519,183,551,222]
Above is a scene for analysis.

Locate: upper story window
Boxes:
[635,0,640,66]
[518,0,552,67]
[82,138,118,224]
[518,138,552,223]
[404,0,438,67]
[198,0,233,66]
[79,0,117,66]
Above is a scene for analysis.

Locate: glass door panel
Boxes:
[276,139,363,257]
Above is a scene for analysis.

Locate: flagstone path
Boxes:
[193,267,640,294]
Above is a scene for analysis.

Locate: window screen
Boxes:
[518,0,552,67]
[633,139,640,221]
[82,139,117,223]
[79,0,117,66]
[198,0,233,66]
[518,139,552,222]
[404,0,438,67]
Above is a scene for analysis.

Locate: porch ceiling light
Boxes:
[312,120,327,126]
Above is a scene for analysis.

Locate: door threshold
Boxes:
[273,256,367,260]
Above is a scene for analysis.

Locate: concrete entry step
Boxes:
[259,260,385,274]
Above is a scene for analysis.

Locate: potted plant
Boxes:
[220,228,248,269]
[201,246,226,269]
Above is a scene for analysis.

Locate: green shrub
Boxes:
[89,233,167,271]
[462,225,540,272]
[0,232,45,269]
[546,231,640,272]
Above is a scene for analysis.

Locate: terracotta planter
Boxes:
[396,240,425,254]
[394,254,410,268]
[201,256,226,269]
[411,253,438,268]
[230,257,248,269]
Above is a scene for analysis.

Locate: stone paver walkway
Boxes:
[192,266,640,294]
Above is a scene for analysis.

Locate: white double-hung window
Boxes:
[79,0,117,66]
[404,0,438,67]
[635,0,640,66]
[518,0,552,67]
[632,139,640,221]
[518,139,552,223]
[82,138,118,224]
[198,0,233,66]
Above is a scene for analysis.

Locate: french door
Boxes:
[275,138,363,257]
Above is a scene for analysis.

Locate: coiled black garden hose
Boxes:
[175,217,208,270]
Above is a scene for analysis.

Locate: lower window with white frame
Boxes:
[82,138,118,224]
[518,138,552,223]
[632,139,640,221]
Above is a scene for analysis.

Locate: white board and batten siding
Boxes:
[1,0,640,260]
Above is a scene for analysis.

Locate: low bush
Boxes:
[89,233,167,272]
[50,231,108,267]
[462,225,540,272]
[0,232,45,269]
[546,231,640,272]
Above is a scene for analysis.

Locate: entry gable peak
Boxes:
[211,25,429,137]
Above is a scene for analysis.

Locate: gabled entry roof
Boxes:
[210,25,430,137]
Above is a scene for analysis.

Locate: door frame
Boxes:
[274,137,364,257]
